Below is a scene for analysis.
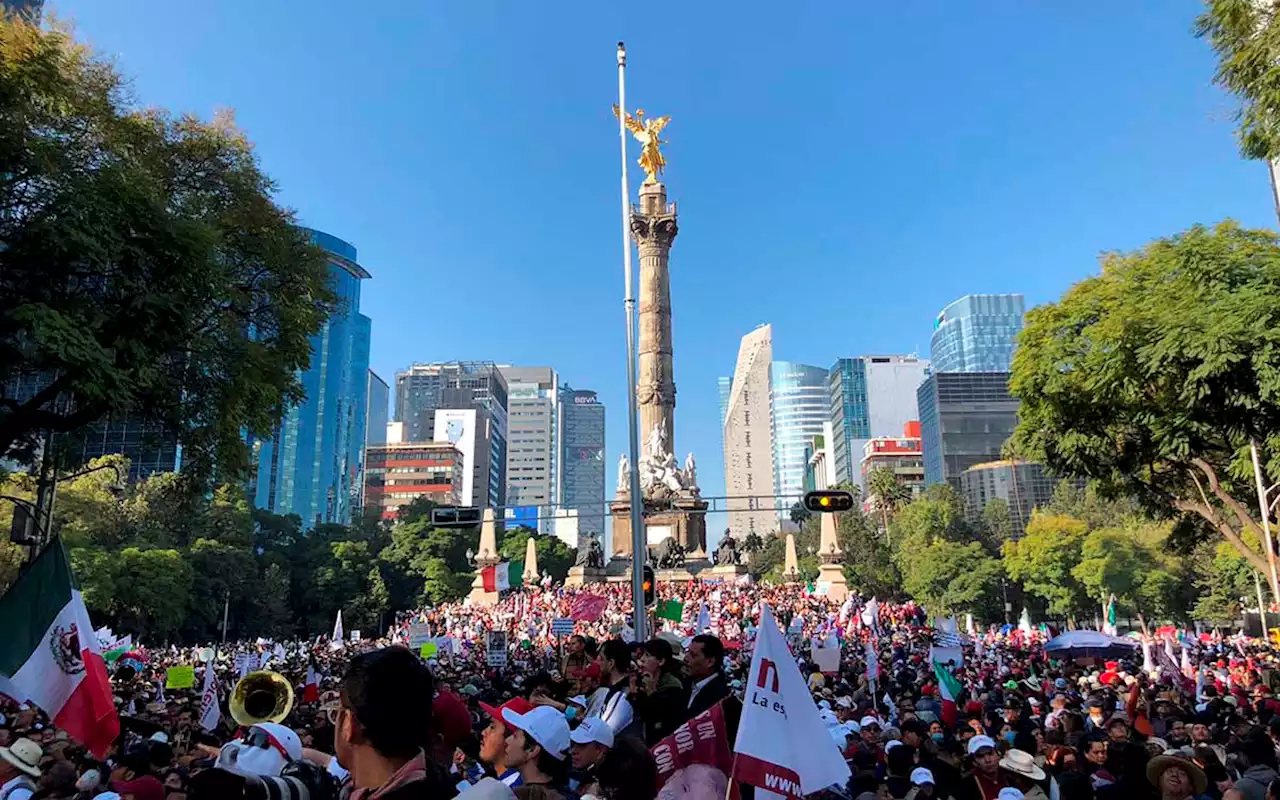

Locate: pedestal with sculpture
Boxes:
[467,509,503,606]
[565,534,607,587]
[709,529,750,580]
[816,512,850,602]
[605,113,710,580]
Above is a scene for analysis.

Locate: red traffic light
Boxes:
[803,490,855,513]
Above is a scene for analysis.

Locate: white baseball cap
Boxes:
[503,705,571,759]
[860,715,880,728]
[911,768,935,786]
[968,735,996,755]
[998,789,1024,800]
[569,717,615,749]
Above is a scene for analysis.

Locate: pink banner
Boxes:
[650,701,732,790]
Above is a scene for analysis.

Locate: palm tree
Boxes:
[866,468,909,545]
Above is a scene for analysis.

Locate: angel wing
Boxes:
[647,115,671,136]
[613,104,646,136]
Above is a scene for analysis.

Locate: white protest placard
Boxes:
[350,630,361,642]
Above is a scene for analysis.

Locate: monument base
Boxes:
[468,562,501,607]
[708,563,750,580]
[817,562,850,603]
[610,494,710,561]
[564,566,606,587]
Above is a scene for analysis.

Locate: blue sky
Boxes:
[60,1,1273,545]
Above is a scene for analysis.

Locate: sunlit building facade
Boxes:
[930,294,1025,374]
[771,361,829,509]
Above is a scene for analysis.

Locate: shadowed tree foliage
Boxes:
[1197,0,1280,162]
[0,17,334,484]
[1010,222,1280,603]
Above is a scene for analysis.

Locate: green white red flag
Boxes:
[0,541,119,757]
[932,660,963,728]
[481,560,523,592]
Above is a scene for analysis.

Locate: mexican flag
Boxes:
[932,660,963,729]
[0,542,119,758]
[656,599,685,623]
[1102,595,1117,636]
[481,561,523,592]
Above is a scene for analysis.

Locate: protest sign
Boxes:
[551,618,575,636]
[165,666,195,690]
[650,700,732,791]
[487,630,508,667]
[407,624,432,647]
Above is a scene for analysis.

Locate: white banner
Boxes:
[199,659,220,731]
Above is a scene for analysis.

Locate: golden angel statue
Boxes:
[613,106,671,184]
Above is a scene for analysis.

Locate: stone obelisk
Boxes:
[468,509,501,606]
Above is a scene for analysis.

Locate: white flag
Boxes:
[865,639,880,681]
[198,659,220,731]
[732,603,851,798]
[697,602,711,634]
[332,609,344,642]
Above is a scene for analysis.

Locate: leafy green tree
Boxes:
[837,508,901,599]
[0,18,334,483]
[1193,540,1258,621]
[247,562,294,640]
[112,548,194,641]
[499,526,574,584]
[1003,513,1091,621]
[902,540,1002,616]
[182,538,257,641]
[1197,1,1280,162]
[1010,222,1280,602]
[982,499,1015,544]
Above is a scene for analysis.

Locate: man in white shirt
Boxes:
[592,640,635,735]
[0,737,43,800]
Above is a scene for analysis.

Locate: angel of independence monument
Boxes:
[604,102,711,582]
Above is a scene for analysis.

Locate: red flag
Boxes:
[303,665,319,703]
[651,700,732,790]
[570,593,607,622]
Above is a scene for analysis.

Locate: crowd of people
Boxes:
[4,578,1280,800]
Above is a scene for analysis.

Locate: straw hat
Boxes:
[1146,755,1207,796]
[0,737,43,778]
[998,749,1045,781]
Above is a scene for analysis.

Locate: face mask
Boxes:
[931,733,945,742]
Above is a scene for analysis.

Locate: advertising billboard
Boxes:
[433,408,477,505]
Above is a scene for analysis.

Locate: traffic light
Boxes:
[803,490,855,513]
[431,506,483,528]
[642,565,656,608]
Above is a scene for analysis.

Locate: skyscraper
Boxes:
[499,366,558,524]
[770,362,829,508]
[557,386,605,546]
[394,362,508,443]
[723,325,776,540]
[917,372,1019,487]
[828,355,930,487]
[717,377,733,428]
[251,229,371,527]
[366,371,389,447]
[930,294,1025,373]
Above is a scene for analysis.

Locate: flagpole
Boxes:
[219,590,229,646]
[618,40,648,642]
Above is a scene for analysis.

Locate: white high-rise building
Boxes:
[499,366,558,533]
[723,325,777,541]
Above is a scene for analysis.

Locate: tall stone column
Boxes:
[631,182,678,448]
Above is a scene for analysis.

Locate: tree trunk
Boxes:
[1136,610,1150,638]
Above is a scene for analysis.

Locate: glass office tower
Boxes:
[251,228,371,527]
[930,294,1025,374]
[770,361,830,508]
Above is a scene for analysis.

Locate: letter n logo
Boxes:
[756,657,780,693]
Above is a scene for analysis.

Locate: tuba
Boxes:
[230,670,294,727]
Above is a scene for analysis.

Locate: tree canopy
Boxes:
[1197,0,1280,162]
[0,17,335,483]
[1010,222,1280,601]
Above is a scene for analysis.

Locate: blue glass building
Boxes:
[251,229,371,527]
[770,362,830,508]
[930,294,1025,374]
[828,359,869,486]
[917,372,1019,486]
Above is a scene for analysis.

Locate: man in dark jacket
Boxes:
[332,647,458,799]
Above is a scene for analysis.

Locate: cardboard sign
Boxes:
[165,666,195,689]
[420,642,439,659]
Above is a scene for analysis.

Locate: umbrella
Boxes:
[1043,630,1140,659]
